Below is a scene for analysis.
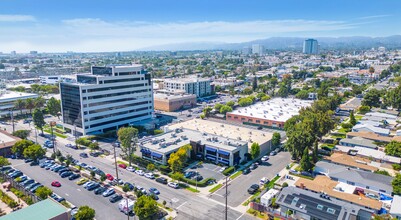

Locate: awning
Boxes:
[218,159,229,164]
[205,147,217,152]
[151,152,163,158]
[206,156,216,160]
[218,150,230,156]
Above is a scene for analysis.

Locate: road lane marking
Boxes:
[235,213,245,220]
[176,201,187,210]
[77,189,81,191]
[65,193,69,196]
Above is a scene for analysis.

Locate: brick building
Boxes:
[154,93,196,112]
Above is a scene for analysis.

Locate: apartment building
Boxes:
[60,65,153,136]
[163,78,212,97]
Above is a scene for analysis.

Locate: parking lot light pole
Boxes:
[50,121,57,153]
[113,143,119,180]
[9,109,15,133]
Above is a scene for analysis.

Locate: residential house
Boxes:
[339,137,378,149]
[352,124,390,136]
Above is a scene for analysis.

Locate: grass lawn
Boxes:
[331,133,346,139]
[247,208,268,219]
[43,128,67,138]
[337,127,350,133]
[117,160,129,166]
[178,183,200,193]
[209,184,223,193]
[230,171,242,180]
[266,175,280,189]
[157,203,173,211]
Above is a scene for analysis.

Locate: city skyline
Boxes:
[0,0,400,52]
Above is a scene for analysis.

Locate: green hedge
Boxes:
[180,177,215,187]
[222,166,235,176]
[158,165,171,174]
[0,190,18,208]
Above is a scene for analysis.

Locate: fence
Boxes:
[0,173,40,204]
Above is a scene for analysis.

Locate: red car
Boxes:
[51,181,61,187]
[106,174,114,181]
[118,164,127,169]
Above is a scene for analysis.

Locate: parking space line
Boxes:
[77,189,81,191]
[235,213,245,220]
[65,193,69,196]
[12,162,26,167]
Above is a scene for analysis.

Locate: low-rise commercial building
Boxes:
[139,128,248,166]
[0,90,39,117]
[154,93,196,112]
[226,98,312,129]
[163,77,212,97]
[168,119,273,155]
[0,130,20,157]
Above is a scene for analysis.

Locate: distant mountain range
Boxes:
[139,35,401,51]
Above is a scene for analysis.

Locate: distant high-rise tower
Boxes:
[242,47,252,55]
[252,44,265,55]
[303,39,319,54]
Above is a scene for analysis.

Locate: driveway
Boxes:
[209,151,291,207]
[185,163,225,182]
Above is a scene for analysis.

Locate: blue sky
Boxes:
[0,0,400,52]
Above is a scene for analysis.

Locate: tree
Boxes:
[358,105,370,114]
[118,127,138,166]
[295,90,310,100]
[35,186,52,200]
[23,144,46,161]
[134,195,158,220]
[202,107,212,117]
[25,98,35,115]
[46,97,61,118]
[312,140,319,163]
[238,97,253,107]
[272,132,281,147]
[349,111,357,126]
[32,109,46,134]
[392,174,401,195]
[220,105,232,114]
[250,143,260,159]
[12,139,33,156]
[168,145,191,172]
[147,163,155,171]
[369,66,375,74]
[242,87,253,95]
[226,101,235,107]
[374,170,390,176]
[34,96,46,109]
[90,171,95,179]
[214,103,223,111]
[12,130,30,139]
[122,184,130,193]
[300,147,312,172]
[88,142,99,152]
[385,141,401,157]
[14,99,25,115]
[0,157,10,168]
[260,95,271,101]
[361,89,381,107]
[75,206,96,220]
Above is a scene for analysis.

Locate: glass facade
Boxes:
[60,83,82,128]
[77,75,97,84]
[92,67,112,76]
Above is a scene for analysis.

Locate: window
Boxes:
[256,120,260,123]
[379,189,386,193]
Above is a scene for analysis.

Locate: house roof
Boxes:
[0,130,20,149]
[346,131,392,143]
[334,145,401,164]
[339,137,377,149]
[324,152,378,172]
[352,124,390,135]
[277,186,376,220]
[0,199,68,220]
[390,195,401,215]
[315,161,393,194]
[295,176,383,210]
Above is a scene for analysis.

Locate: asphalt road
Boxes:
[3,118,256,220]
[209,151,291,207]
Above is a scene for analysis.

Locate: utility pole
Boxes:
[225,175,228,220]
[74,124,78,148]
[50,121,56,153]
[9,109,15,133]
[113,143,119,180]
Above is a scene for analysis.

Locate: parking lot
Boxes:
[185,163,225,182]
[209,151,291,207]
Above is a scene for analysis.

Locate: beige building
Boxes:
[168,119,274,155]
[154,93,196,112]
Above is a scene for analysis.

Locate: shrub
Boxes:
[153,129,164,135]
[222,166,235,176]
[393,164,401,171]
[282,182,289,188]
[158,165,171,175]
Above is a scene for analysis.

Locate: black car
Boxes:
[58,168,69,174]
[250,163,258,170]
[68,173,80,180]
[243,168,251,175]
[79,153,88,158]
[109,194,123,203]
[123,182,134,191]
[89,152,99,157]
[95,169,105,176]
[94,186,107,195]
[60,171,73,178]
[156,177,168,184]
[247,184,260,194]
[192,175,203,181]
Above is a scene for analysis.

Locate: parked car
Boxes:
[192,175,203,181]
[261,155,269,161]
[102,188,115,197]
[22,179,35,187]
[144,173,155,179]
[109,194,123,203]
[247,184,260,194]
[87,183,100,191]
[260,177,269,185]
[243,168,251,175]
[118,164,127,169]
[149,188,160,195]
[156,177,168,184]
[135,170,145,176]
[168,182,179,189]
[16,176,28,182]
[218,167,227,173]
[126,167,135,172]
[94,187,107,195]
[184,171,196,178]
[269,151,276,156]
[76,178,88,185]
[60,171,73,178]
[51,181,61,187]
[106,174,114,181]
[250,163,258,170]
[79,153,88,158]
[68,173,80,180]
[30,184,43,193]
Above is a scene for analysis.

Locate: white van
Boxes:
[260,177,269,185]
[119,199,135,215]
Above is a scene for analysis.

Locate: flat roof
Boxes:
[295,176,383,210]
[390,195,401,215]
[0,199,68,220]
[168,119,273,147]
[140,128,247,154]
[228,98,312,123]
[164,77,210,83]
[0,130,20,148]
[154,93,196,101]
[334,145,401,164]
[0,90,38,101]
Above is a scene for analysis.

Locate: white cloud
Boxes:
[0,18,360,52]
[0,14,35,22]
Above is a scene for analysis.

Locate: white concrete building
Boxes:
[60,65,153,136]
[252,44,265,55]
[0,90,38,117]
[163,77,212,97]
[39,75,76,84]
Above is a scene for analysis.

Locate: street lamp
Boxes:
[49,121,57,153]
[9,109,15,133]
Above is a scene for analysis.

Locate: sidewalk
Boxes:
[0,185,28,214]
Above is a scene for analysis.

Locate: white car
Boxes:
[261,156,269,162]
[219,167,227,173]
[135,170,145,176]
[168,182,179,189]
[126,167,136,172]
[102,188,115,197]
[144,173,155,179]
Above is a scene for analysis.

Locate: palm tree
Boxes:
[25,98,35,115]
[14,99,25,115]
[34,96,46,109]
